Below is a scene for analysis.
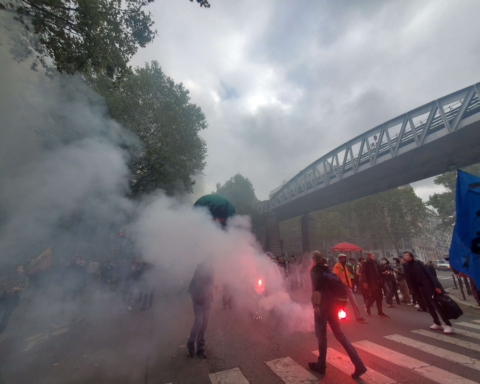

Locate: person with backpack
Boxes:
[333,254,366,323]
[308,251,367,379]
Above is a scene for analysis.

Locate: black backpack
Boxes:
[323,271,348,309]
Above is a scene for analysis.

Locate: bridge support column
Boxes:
[264,212,281,257]
[301,213,318,254]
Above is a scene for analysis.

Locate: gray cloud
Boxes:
[132,0,480,200]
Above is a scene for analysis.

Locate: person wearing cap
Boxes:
[333,254,366,323]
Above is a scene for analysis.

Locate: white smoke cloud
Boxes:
[0,13,314,370]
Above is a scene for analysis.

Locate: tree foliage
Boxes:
[427,163,480,229]
[1,0,209,77]
[88,61,207,194]
[311,186,427,256]
[215,174,259,217]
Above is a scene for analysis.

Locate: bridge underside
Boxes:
[258,114,480,224]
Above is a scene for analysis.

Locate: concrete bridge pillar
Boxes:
[264,212,281,257]
[301,213,318,254]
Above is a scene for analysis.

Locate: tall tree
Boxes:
[215,174,259,217]
[427,163,480,229]
[312,209,350,250]
[88,61,207,194]
[1,0,209,77]
[358,186,427,255]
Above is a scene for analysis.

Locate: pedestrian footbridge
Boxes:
[256,83,480,254]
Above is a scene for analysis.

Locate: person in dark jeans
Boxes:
[308,251,367,379]
[361,253,389,318]
[0,265,29,334]
[403,252,453,334]
[187,255,214,359]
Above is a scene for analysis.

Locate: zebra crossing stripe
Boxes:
[454,327,480,340]
[265,357,317,384]
[385,334,480,371]
[353,340,478,384]
[473,320,480,324]
[209,367,249,384]
[456,322,480,330]
[311,348,397,384]
[412,329,480,352]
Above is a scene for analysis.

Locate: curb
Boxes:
[445,289,480,309]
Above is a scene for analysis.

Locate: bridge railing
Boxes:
[259,83,480,214]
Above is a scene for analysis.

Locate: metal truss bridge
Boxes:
[258,82,480,222]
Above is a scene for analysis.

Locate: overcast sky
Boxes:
[131,0,480,202]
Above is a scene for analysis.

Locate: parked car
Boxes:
[433,260,450,271]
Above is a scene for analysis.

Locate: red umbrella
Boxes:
[331,242,362,252]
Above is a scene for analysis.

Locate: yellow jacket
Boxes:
[333,262,352,288]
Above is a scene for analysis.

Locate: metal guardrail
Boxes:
[259,83,480,214]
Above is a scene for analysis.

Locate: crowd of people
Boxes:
[0,255,155,334]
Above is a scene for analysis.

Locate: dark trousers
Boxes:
[384,280,394,305]
[392,280,400,304]
[366,287,383,314]
[418,286,452,326]
[353,275,360,292]
[142,289,154,308]
[0,293,20,330]
[188,299,211,352]
[314,306,365,371]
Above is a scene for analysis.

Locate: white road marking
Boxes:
[385,334,480,371]
[473,320,480,324]
[209,367,249,384]
[456,322,480,330]
[412,329,480,352]
[454,328,480,340]
[265,357,318,384]
[353,340,478,384]
[437,277,452,280]
[311,348,397,384]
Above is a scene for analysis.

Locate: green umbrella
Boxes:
[194,194,235,225]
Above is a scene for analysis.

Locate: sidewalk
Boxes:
[445,286,480,309]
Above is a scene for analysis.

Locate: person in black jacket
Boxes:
[307,251,367,379]
[187,255,215,359]
[361,253,389,318]
[403,252,453,334]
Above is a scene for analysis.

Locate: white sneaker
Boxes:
[430,324,443,330]
[444,326,454,334]
[414,304,420,309]
[127,306,132,311]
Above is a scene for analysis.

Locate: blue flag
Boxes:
[449,170,480,286]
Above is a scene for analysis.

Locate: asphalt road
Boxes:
[1,281,480,384]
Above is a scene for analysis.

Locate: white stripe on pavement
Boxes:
[456,322,480,330]
[437,277,452,280]
[209,368,249,384]
[473,320,480,324]
[412,329,480,352]
[265,357,318,384]
[353,340,478,384]
[311,348,396,384]
[385,334,480,371]
[454,328,480,340]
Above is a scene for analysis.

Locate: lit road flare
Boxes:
[255,278,265,294]
[338,309,347,320]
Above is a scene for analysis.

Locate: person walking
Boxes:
[356,257,368,304]
[0,265,29,334]
[333,254,366,323]
[308,251,367,379]
[361,253,389,318]
[349,258,359,292]
[403,254,427,311]
[393,257,411,304]
[379,258,395,308]
[187,255,215,359]
[403,252,454,333]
